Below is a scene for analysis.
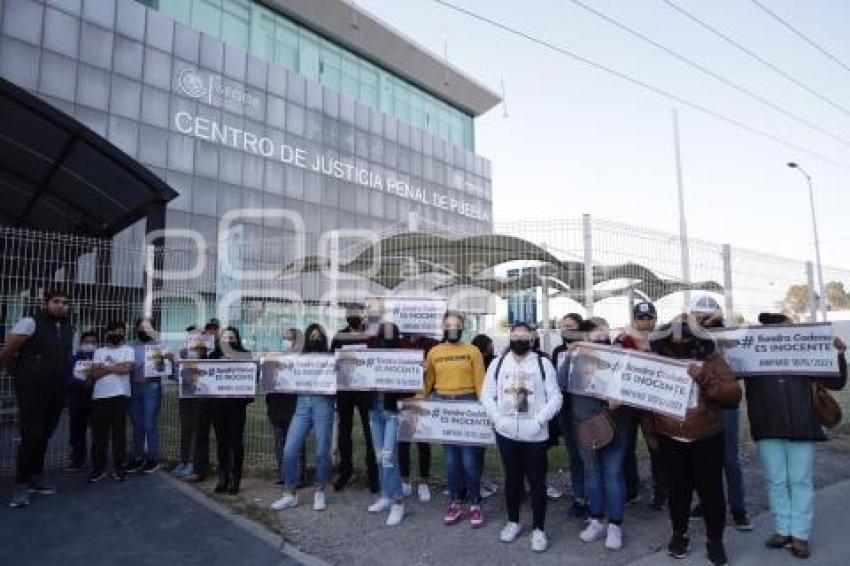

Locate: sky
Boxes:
[358,0,850,269]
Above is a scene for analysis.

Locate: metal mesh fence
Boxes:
[2,216,850,472]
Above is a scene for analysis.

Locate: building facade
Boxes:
[0,0,498,274]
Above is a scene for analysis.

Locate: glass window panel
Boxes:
[139,124,168,168]
[298,31,320,81]
[191,0,222,37]
[77,64,109,110]
[40,51,76,101]
[44,7,78,57]
[159,0,191,26]
[221,0,250,49]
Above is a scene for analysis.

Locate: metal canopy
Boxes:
[280,232,723,301]
[0,77,178,238]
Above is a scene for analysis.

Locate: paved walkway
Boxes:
[0,472,306,566]
[629,478,850,565]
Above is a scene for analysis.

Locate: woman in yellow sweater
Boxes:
[422,311,486,528]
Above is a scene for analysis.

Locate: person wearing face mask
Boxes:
[271,324,336,512]
[688,296,752,532]
[331,306,379,493]
[87,321,135,483]
[127,318,174,475]
[265,328,306,487]
[64,330,98,472]
[615,302,667,511]
[422,311,486,528]
[648,316,741,566]
[183,321,220,483]
[365,322,414,526]
[552,313,589,519]
[1,289,74,508]
[481,323,562,553]
[207,326,253,494]
[568,318,631,551]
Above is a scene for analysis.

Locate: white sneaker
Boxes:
[313,491,326,511]
[401,482,413,498]
[499,521,521,543]
[386,503,405,526]
[531,529,548,553]
[605,523,623,550]
[580,518,606,543]
[368,497,392,513]
[270,493,298,510]
[417,483,432,502]
[546,485,563,499]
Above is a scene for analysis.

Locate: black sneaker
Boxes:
[333,473,353,492]
[566,500,590,520]
[88,468,107,483]
[63,461,86,473]
[790,537,810,559]
[141,460,161,474]
[125,459,144,474]
[707,541,728,566]
[689,503,703,520]
[731,508,753,531]
[111,470,127,482]
[9,485,30,508]
[650,494,667,511]
[667,533,690,559]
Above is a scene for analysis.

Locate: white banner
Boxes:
[367,296,447,335]
[259,354,337,395]
[335,349,424,391]
[398,399,495,446]
[709,323,839,376]
[73,360,92,381]
[567,343,698,419]
[178,360,257,398]
[144,345,173,378]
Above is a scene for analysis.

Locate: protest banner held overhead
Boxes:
[568,343,698,419]
[398,398,495,446]
[709,322,840,377]
[335,349,424,391]
[178,359,257,398]
[366,296,447,336]
[259,354,337,395]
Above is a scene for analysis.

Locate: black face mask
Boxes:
[346,316,363,330]
[443,329,462,343]
[106,333,123,346]
[305,338,326,352]
[509,340,531,356]
[136,330,152,343]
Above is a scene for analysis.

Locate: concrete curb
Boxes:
[159,472,330,566]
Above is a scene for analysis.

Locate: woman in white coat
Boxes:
[481,322,562,553]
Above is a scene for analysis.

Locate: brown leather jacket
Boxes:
[643,352,741,442]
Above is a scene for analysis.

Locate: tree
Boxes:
[826,281,850,310]
[781,284,810,315]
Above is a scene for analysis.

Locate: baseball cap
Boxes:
[633,301,657,319]
[691,295,721,315]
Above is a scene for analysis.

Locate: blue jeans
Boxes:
[579,416,628,523]
[434,393,483,505]
[282,395,334,488]
[723,407,746,511]
[757,439,815,540]
[369,403,403,501]
[130,381,161,460]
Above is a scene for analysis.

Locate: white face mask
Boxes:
[281,339,293,352]
[79,343,97,353]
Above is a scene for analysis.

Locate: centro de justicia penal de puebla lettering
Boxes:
[173,111,489,221]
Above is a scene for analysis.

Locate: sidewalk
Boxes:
[0,472,306,566]
[628,478,850,566]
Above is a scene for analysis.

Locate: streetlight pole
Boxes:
[787,162,828,321]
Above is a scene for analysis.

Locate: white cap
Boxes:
[690,295,721,314]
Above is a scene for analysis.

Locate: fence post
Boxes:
[583,214,594,317]
[722,244,733,319]
[540,270,550,352]
[806,261,817,322]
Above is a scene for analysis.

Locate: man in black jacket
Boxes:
[745,313,846,559]
[331,306,378,492]
[0,289,73,508]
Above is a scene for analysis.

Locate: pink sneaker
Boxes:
[443,502,464,525]
[469,505,484,528]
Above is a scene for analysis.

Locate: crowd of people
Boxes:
[1,289,847,565]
